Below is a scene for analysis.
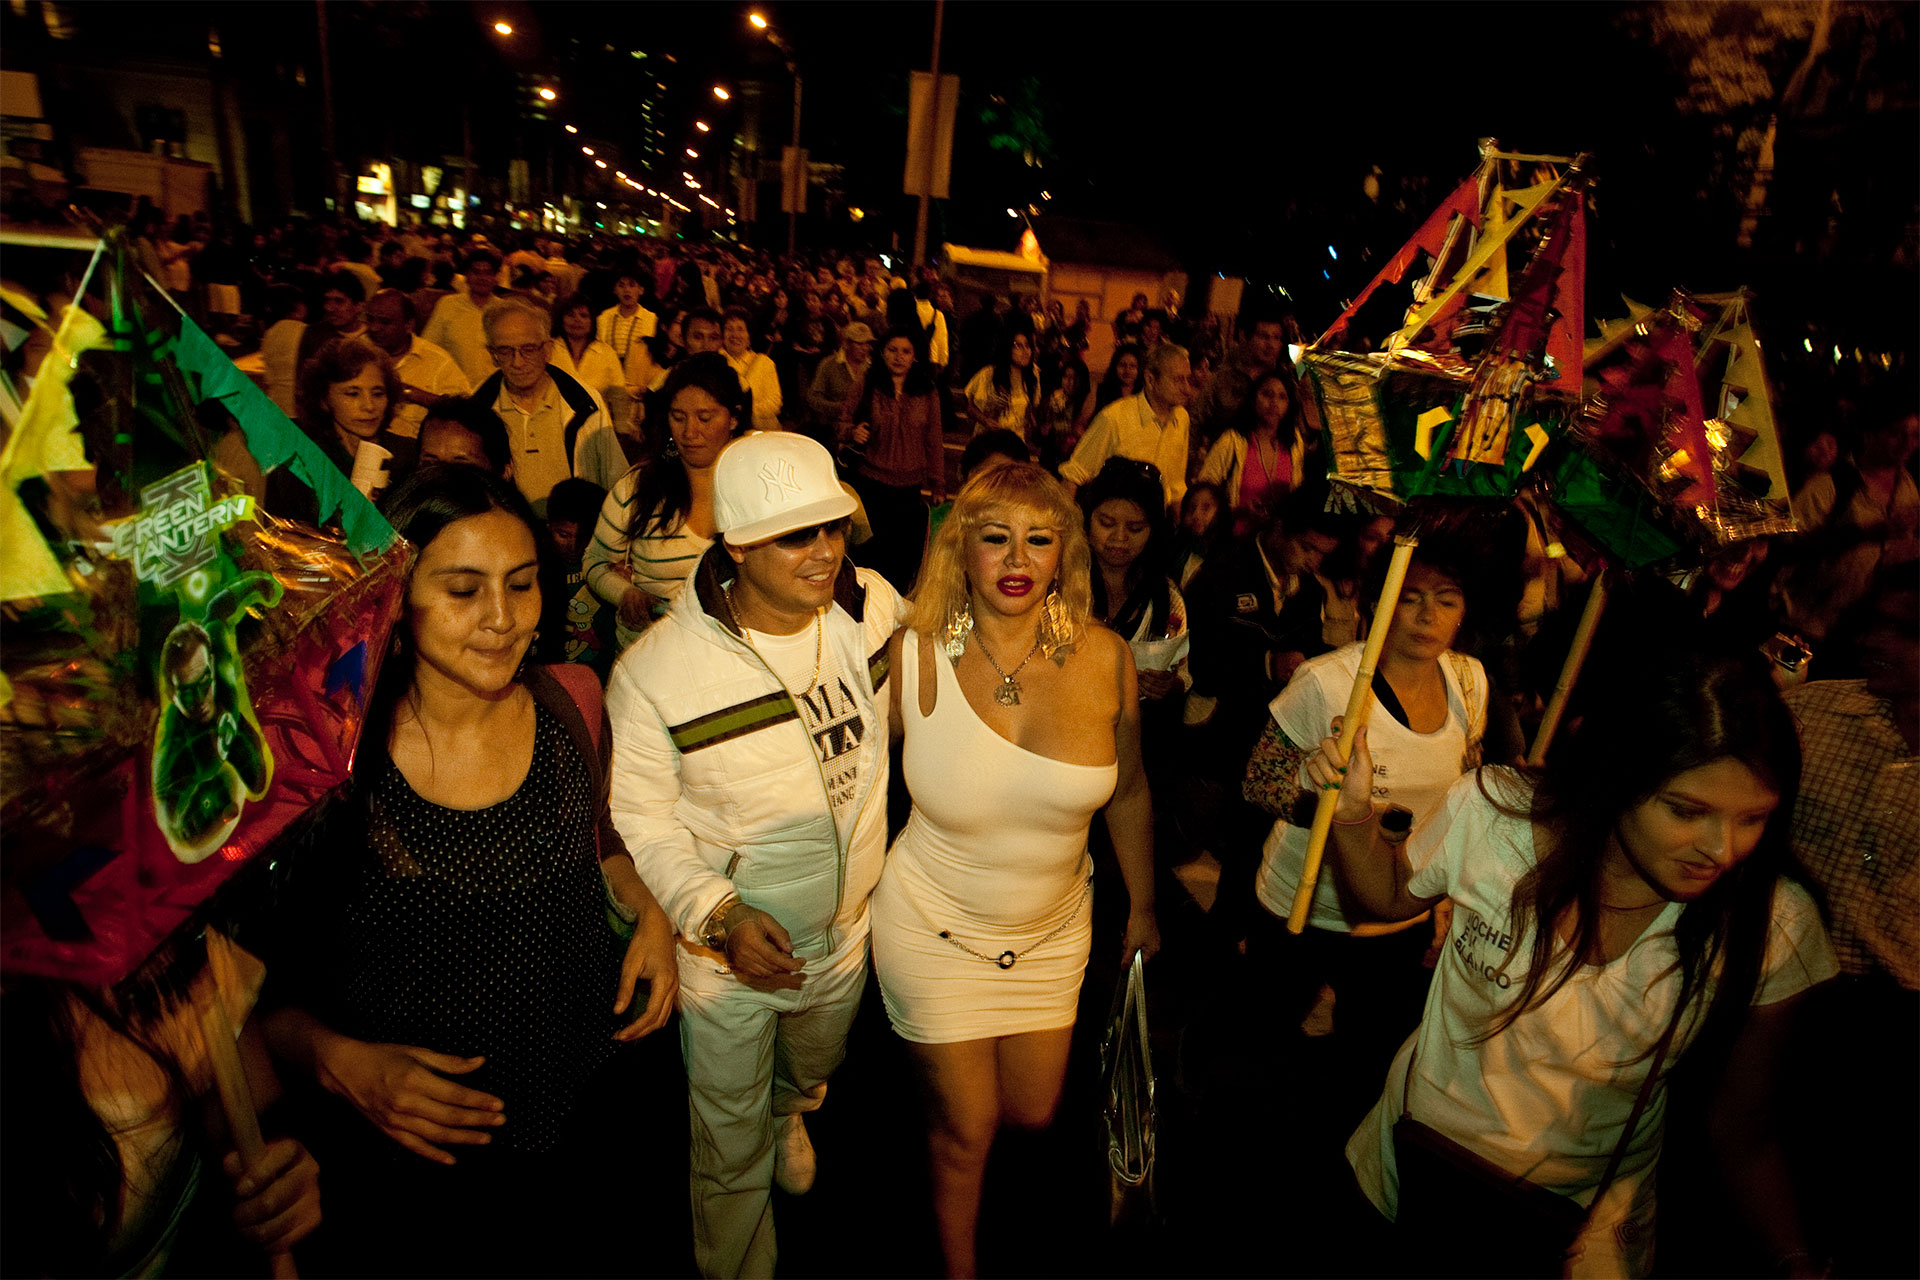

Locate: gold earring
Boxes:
[1038,582,1071,659]
[942,600,973,659]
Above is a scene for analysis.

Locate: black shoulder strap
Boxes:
[1371,669,1411,730]
[546,367,600,474]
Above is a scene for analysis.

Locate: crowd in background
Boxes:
[1,203,1915,1280]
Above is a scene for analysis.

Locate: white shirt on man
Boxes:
[424,292,495,385]
[388,333,472,437]
[915,298,950,368]
[1060,393,1190,506]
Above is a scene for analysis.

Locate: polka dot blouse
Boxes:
[326,700,625,1153]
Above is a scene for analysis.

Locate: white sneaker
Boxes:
[773,1113,817,1195]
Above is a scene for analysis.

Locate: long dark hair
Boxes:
[1096,342,1148,411]
[988,319,1038,401]
[859,326,936,409]
[1079,457,1174,637]
[364,466,554,781]
[1480,647,1802,1066]
[626,352,747,540]
[1229,366,1305,448]
[647,307,687,366]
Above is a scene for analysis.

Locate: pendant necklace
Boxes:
[974,631,1043,706]
[729,586,823,696]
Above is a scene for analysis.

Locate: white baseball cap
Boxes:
[713,432,857,547]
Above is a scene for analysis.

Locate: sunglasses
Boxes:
[773,517,852,549]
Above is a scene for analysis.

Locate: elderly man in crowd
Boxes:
[472,296,625,515]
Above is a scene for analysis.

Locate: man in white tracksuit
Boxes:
[607,431,904,1278]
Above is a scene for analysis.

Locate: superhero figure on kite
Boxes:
[151,571,281,861]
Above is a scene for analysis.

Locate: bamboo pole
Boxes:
[197,930,300,1279]
[1287,534,1419,934]
[1526,568,1608,768]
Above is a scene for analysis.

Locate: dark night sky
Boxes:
[10,1,1916,359]
[544,2,1915,334]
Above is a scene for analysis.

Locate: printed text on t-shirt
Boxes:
[1451,906,1516,989]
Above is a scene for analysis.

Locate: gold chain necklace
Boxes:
[974,631,1043,706]
[728,588,822,695]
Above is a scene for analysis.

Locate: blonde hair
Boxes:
[909,462,1092,645]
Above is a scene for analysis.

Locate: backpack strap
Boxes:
[525,664,625,863]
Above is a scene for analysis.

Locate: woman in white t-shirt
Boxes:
[1308,648,1836,1278]
[1243,540,1486,1104]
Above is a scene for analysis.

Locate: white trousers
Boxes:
[678,930,868,1279]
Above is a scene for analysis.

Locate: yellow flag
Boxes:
[1481,184,1510,300]
[0,292,109,601]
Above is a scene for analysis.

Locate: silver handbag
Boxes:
[1100,950,1157,1219]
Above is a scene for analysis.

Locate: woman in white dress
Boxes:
[873,461,1159,1277]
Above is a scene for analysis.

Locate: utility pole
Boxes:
[911,0,945,268]
[787,70,802,255]
[316,0,342,214]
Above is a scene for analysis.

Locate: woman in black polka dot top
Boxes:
[259,466,679,1274]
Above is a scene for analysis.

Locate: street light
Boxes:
[493,21,513,35]
[749,12,769,29]
[538,87,557,102]
[712,85,730,100]
[582,146,594,155]
[594,159,608,169]
[565,124,578,134]
[695,121,711,133]
[686,148,699,159]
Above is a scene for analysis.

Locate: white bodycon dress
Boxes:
[872,630,1119,1043]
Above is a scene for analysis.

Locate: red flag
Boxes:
[1544,192,1586,389]
[1318,172,1482,348]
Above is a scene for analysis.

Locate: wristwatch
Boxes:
[699,896,757,951]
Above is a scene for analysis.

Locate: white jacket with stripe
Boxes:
[606,545,904,960]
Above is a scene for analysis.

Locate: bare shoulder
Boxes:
[1075,623,1131,669]
[1068,624,1133,690]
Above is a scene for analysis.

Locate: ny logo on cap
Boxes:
[760,458,802,503]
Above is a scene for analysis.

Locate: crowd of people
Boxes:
[1,209,1915,1280]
